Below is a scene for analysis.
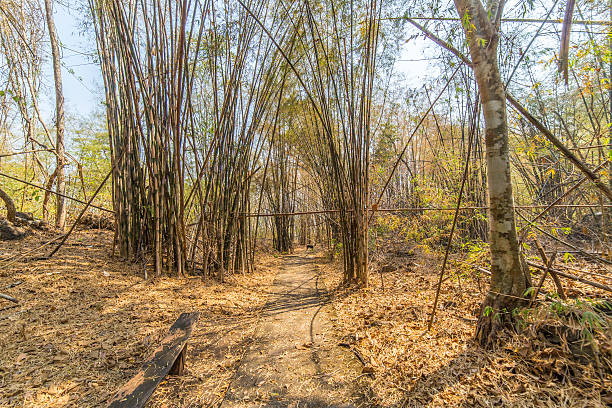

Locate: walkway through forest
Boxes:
[221,250,361,407]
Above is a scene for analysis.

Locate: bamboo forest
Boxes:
[0,0,611,406]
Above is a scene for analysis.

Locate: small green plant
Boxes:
[562,252,576,264]
[550,301,565,314]
[513,307,531,331]
[331,238,343,258]
[523,287,536,298]
[580,310,604,331]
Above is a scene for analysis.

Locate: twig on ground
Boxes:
[2,280,23,290]
[0,293,19,303]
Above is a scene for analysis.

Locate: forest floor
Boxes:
[0,229,279,407]
[321,236,612,407]
[0,229,362,408]
[221,251,362,407]
[1,228,611,407]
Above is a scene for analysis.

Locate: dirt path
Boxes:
[220,250,361,408]
[0,231,277,407]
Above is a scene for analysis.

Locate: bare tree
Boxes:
[43,0,66,230]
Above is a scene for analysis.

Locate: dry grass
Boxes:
[1,228,611,407]
[0,229,278,407]
[322,236,612,407]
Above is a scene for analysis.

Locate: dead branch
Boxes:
[0,293,19,303]
[526,261,612,293]
[0,171,112,213]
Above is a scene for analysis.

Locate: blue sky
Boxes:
[38,0,104,120]
[40,0,589,124]
[41,0,437,122]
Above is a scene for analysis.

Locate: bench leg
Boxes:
[169,344,186,376]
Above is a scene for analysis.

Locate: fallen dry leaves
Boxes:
[1,229,611,407]
[0,230,279,407]
[322,236,612,407]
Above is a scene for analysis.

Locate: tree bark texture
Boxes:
[44,0,66,230]
[453,0,527,347]
[0,187,16,223]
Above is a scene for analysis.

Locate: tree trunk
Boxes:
[44,0,66,230]
[607,3,612,260]
[0,187,16,223]
[354,210,368,285]
[453,0,527,347]
[42,167,58,223]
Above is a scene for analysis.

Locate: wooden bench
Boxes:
[107,312,200,408]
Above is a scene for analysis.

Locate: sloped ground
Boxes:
[0,230,278,407]
[322,238,612,407]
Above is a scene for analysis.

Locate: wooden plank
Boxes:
[107,312,200,408]
[169,345,186,376]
